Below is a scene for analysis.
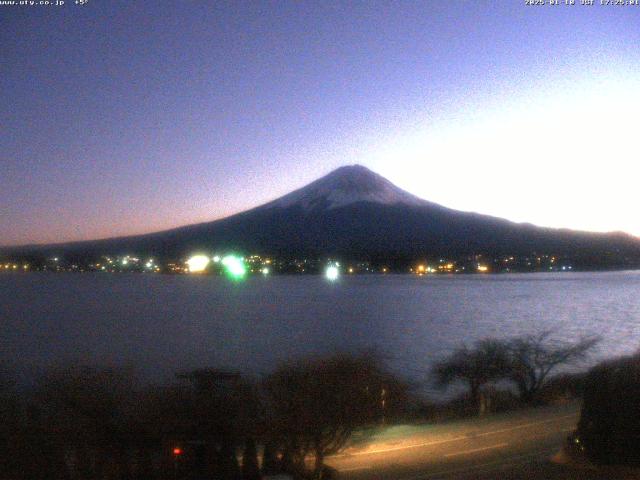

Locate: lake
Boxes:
[1,271,639,394]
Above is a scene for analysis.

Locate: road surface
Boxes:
[325,402,603,479]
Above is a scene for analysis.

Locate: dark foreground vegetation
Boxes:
[0,331,627,480]
[431,331,599,416]
[0,353,409,480]
[574,350,640,466]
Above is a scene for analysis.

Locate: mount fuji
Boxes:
[4,165,640,268]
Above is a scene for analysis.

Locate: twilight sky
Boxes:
[2,1,639,246]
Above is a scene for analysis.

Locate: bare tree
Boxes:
[505,331,600,403]
[432,339,511,415]
[263,352,408,479]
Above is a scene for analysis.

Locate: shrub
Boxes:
[577,352,640,465]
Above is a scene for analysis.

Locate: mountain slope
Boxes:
[3,165,640,267]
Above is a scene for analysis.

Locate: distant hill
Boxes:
[3,165,640,268]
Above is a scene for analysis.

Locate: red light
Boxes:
[173,447,182,456]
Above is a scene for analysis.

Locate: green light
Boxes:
[222,255,247,280]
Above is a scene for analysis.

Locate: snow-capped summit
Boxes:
[262,164,427,212]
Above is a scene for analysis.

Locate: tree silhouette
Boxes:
[264,352,408,479]
[578,351,640,465]
[165,368,262,478]
[432,339,511,415]
[506,331,600,403]
[261,442,280,475]
[241,438,260,480]
[33,365,140,479]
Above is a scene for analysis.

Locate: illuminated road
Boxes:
[326,402,584,480]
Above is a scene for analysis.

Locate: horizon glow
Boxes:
[369,74,640,237]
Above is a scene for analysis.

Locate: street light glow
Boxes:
[325,265,339,281]
[186,254,210,273]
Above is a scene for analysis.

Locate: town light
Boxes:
[325,265,339,281]
[261,267,269,275]
[186,255,210,273]
[221,255,246,279]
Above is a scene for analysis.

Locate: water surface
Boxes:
[1,271,639,391]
